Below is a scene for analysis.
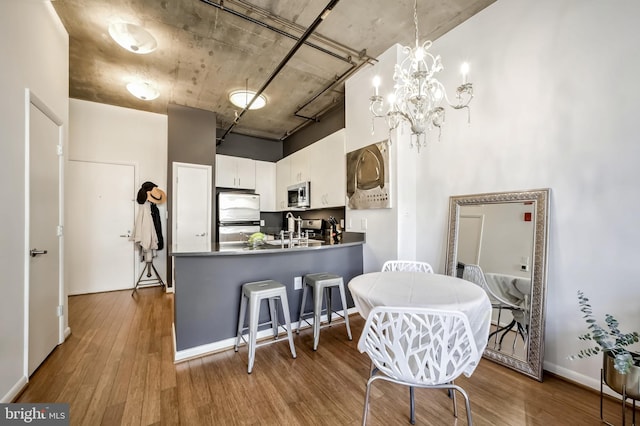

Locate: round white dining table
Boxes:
[348,271,492,375]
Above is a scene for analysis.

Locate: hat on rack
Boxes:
[147,187,167,204]
[136,181,157,204]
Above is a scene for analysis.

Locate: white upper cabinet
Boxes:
[309,129,346,208]
[276,156,291,211]
[254,160,276,212]
[289,148,309,184]
[215,154,256,189]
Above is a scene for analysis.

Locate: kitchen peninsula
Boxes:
[171,234,365,361]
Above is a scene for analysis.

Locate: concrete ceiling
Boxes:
[52,0,495,141]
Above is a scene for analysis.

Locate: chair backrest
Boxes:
[381,260,434,274]
[462,264,521,309]
[357,306,478,385]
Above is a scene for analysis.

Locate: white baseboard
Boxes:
[2,375,28,403]
[173,308,360,363]
[543,361,622,399]
[63,326,71,340]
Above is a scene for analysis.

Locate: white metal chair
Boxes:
[381,260,434,274]
[358,306,478,425]
[463,264,528,352]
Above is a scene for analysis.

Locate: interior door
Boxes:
[66,161,136,295]
[458,214,484,265]
[173,162,211,252]
[28,100,62,376]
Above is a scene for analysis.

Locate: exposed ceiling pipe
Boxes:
[216,0,341,143]
[292,59,372,122]
[198,0,352,65]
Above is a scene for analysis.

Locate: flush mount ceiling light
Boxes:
[229,90,267,110]
[126,81,159,101]
[108,22,157,54]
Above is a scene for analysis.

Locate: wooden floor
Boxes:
[17,287,636,425]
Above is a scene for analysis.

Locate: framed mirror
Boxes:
[445,189,550,381]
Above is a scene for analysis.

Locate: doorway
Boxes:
[65,160,136,295]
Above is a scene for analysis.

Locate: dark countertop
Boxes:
[170,232,365,257]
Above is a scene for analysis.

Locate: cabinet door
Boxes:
[235,156,256,190]
[255,160,276,211]
[276,156,291,211]
[216,154,256,189]
[289,148,309,183]
[309,129,346,208]
[215,154,237,188]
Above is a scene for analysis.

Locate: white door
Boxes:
[173,162,211,252]
[458,214,484,265]
[28,99,62,376]
[66,161,136,295]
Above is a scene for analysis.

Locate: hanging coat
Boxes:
[132,202,158,252]
[150,203,164,250]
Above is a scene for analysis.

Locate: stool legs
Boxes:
[337,280,353,341]
[313,284,324,350]
[296,284,309,334]
[299,274,353,350]
[268,298,278,338]
[235,281,296,374]
[280,292,297,359]
[235,294,248,352]
[247,294,261,374]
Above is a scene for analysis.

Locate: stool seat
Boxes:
[235,280,296,373]
[297,273,352,350]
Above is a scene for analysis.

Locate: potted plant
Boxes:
[571,290,640,399]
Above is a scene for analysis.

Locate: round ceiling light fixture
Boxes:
[108,22,157,54]
[229,90,267,110]
[126,81,160,101]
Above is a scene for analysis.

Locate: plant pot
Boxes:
[603,351,640,400]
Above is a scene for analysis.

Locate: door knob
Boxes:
[119,230,131,238]
[196,233,206,237]
[30,248,48,257]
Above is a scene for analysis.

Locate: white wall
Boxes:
[348,0,640,391]
[68,99,168,283]
[345,45,420,272]
[0,0,68,402]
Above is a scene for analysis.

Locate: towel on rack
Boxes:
[131,202,158,253]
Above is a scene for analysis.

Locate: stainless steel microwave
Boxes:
[287,181,310,209]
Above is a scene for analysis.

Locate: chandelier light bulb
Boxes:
[372,75,381,96]
[461,62,470,84]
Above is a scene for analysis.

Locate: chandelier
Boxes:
[369,0,474,151]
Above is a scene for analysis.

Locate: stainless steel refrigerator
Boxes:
[217,192,261,245]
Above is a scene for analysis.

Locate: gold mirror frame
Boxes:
[445,189,550,381]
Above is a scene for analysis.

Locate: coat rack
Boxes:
[132,256,165,295]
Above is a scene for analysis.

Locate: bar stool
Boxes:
[234,280,297,373]
[297,273,352,350]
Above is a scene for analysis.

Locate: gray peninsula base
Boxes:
[173,244,364,353]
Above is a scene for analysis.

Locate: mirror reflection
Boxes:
[446,189,550,381]
[456,202,535,362]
